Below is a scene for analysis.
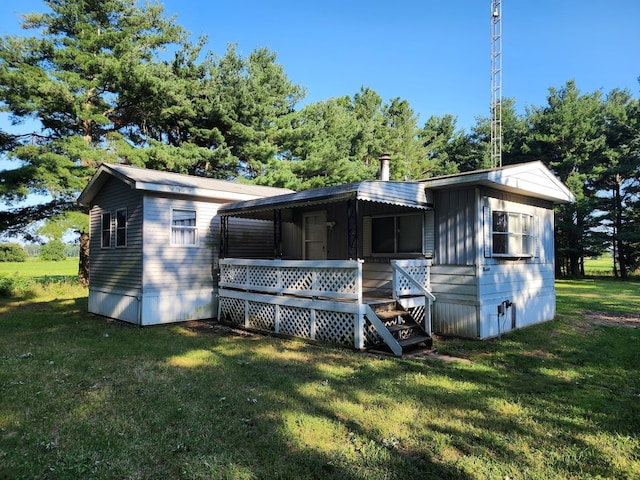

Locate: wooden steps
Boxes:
[365,300,433,357]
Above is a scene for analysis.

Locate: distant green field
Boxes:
[584,257,613,273]
[0,258,78,279]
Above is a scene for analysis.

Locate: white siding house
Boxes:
[77,163,292,326]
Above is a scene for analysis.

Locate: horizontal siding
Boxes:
[89,177,143,292]
[478,262,557,339]
[362,262,392,296]
[430,264,479,338]
[143,195,219,291]
[479,263,555,299]
[430,265,477,303]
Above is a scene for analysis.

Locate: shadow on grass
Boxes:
[2,299,638,479]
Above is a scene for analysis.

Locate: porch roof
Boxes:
[217,180,432,219]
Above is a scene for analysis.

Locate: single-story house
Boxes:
[77,163,293,326]
[215,160,575,353]
[79,160,574,356]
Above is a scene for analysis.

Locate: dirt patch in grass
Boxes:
[182,319,256,336]
[581,310,640,329]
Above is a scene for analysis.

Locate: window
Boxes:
[101,212,111,248]
[492,211,532,256]
[115,208,127,247]
[171,209,197,245]
[371,213,423,255]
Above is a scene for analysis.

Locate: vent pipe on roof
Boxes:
[379,153,390,181]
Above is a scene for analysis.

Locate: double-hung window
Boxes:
[492,211,532,256]
[371,213,423,255]
[171,209,197,246]
[115,208,127,247]
[101,209,127,248]
[101,212,111,248]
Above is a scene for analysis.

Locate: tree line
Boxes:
[0,0,638,277]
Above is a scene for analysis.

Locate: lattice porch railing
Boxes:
[218,259,434,350]
[390,259,435,336]
[218,259,366,348]
[219,259,361,300]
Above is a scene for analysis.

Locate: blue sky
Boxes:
[2,0,639,133]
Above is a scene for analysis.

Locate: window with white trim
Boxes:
[171,208,197,246]
[101,212,111,248]
[371,213,423,255]
[492,211,533,256]
[115,208,127,247]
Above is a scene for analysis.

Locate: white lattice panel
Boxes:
[408,306,425,326]
[280,268,313,291]
[280,305,311,338]
[315,269,357,293]
[220,264,247,285]
[395,266,426,294]
[315,311,355,346]
[219,296,244,325]
[248,266,279,289]
[247,301,276,331]
[363,320,383,346]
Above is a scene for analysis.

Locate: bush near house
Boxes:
[0,242,28,262]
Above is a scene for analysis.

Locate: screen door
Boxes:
[303,211,327,260]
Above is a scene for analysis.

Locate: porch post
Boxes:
[347,198,359,260]
[355,260,365,349]
[273,209,282,258]
[220,215,228,258]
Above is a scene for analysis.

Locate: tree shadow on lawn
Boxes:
[2,305,637,479]
[163,320,637,479]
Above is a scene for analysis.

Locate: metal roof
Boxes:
[217,180,433,219]
[78,163,294,206]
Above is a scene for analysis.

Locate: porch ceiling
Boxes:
[218,180,433,220]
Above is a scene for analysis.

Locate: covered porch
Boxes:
[216,181,437,356]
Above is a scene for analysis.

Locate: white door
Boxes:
[303,211,327,260]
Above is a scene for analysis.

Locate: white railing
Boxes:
[391,259,436,336]
[219,259,362,300]
[218,259,365,349]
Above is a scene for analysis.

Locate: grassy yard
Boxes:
[1,275,639,479]
[583,257,615,276]
[0,257,78,280]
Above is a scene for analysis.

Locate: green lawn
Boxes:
[1,275,638,479]
[583,256,615,276]
[0,257,78,280]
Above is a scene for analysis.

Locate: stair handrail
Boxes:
[364,304,403,357]
[390,260,436,337]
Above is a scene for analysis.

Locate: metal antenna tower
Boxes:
[490,0,502,168]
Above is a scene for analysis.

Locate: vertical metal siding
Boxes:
[434,188,477,265]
